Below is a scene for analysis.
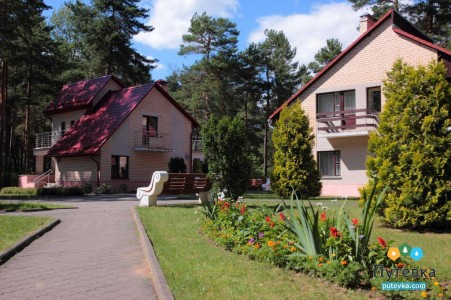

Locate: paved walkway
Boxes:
[0,196,167,300]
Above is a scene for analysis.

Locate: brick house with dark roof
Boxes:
[29,75,198,191]
[269,10,451,197]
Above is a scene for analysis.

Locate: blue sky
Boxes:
[43,0,370,80]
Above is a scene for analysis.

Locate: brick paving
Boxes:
[0,197,158,300]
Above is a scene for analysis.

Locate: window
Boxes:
[60,122,66,135]
[367,87,381,112]
[111,156,129,179]
[70,120,75,127]
[143,116,158,137]
[317,90,356,115]
[318,151,341,176]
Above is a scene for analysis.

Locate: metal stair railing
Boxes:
[33,169,53,187]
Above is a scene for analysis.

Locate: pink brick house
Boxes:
[269,10,451,197]
[31,75,198,191]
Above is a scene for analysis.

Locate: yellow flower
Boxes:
[421,291,428,298]
[331,253,336,257]
[438,293,443,298]
[434,282,439,286]
[326,260,331,264]
[268,241,275,247]
[371,286,376,291]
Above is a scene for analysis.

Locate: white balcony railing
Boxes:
[317,109,379,138]
[134,131,173,152]
[35,131,62,149]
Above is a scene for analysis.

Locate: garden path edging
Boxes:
[132,207,174,300]
[0,218,61,265]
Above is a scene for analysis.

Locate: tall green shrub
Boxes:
[271,104,322,198]
[366,59,451,230]
[202,116,251,198]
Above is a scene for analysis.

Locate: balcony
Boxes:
[317,109,379,138]
[35,131,62,149]
[134,131,173,152]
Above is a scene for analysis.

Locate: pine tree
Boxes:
[348,0,450,48]
[271,103,322,199]
[257,29,303,177]
[65,0,156,85]
[366,59,451,230]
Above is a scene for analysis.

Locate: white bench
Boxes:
[136,171,212,206]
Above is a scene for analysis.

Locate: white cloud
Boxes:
[248,2,366,66]
[135,0,239,49]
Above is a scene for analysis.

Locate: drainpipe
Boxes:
[90,156,100,187]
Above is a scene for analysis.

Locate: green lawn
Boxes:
[138,206,369,300]
[0,201,73,212]
[0,215,54,252]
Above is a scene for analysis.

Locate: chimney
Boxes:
[360,13,376,34]
[155,79,168,92]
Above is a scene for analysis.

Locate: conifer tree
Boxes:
[366,59,451,230]
[271,104,322,199]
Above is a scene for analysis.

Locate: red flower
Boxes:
[329,227,340,238]
[377,237,387,248]
[320,212,327,222]
[352,218,359,226]
[222,202,230,210]
[240,205,246,215]
[270,222,275,228]
[265,216,271,223]
[279,212,286,221]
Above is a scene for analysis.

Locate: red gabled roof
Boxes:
[46,81,199,157]
[44,75,126,116]
[47,84,154,157]
[268,9,451,120]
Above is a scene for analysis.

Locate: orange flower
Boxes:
[254,243,261,249]
[326,260,331,264]
[270,222,275,228]
[268,241,275,247]
[318,257,324,262]
[290,246,296,252]
[341,260,347,265]
[320,212,327,222]
[352,218,359,225]
[318,263,323,267]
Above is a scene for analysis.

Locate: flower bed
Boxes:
[201,189,449,299]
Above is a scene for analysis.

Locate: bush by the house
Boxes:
[81,183,93,194]
[37,186,84,196]
[271,104,322,199]
[365,60,451,230]
[0,187,37,195]
[168,157,187,173]
[95,183,111,194]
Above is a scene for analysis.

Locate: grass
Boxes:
[0,215,54,252]
[138,206,368,300]
[0,201,73,212]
